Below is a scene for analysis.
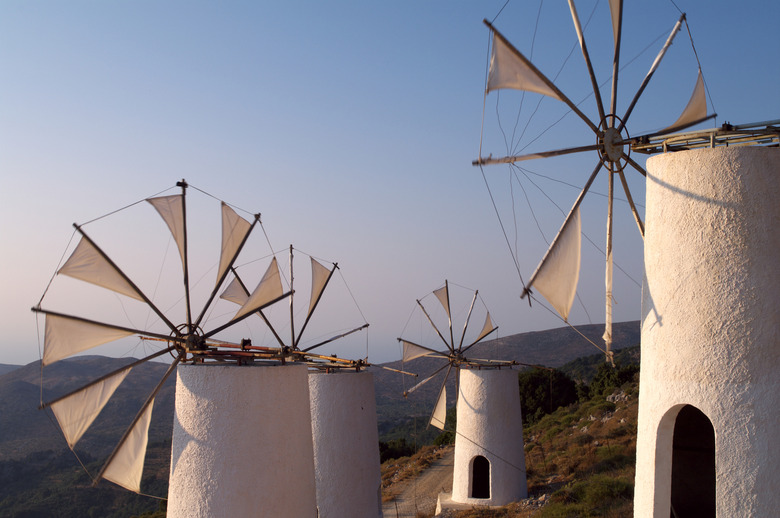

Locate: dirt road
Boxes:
[382,449,454,518]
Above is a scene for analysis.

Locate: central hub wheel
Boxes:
[597,115,630,171]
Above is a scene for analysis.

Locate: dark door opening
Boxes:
[670,405,715,517]
[471,455,490,499]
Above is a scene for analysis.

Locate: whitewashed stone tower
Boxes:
[308,370,382,518]
[167,363,317,518]
[635,146,780,517]
[451,368,527,505]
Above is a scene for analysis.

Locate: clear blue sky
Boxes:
[1,0,778,366]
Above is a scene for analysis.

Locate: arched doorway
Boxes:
[670,405,715,517]
[471,455,490,499]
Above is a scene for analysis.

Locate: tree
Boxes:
[517,368,577,425]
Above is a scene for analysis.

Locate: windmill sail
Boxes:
[58,237,143,301]
[664,69,707,132]
[476,312,496,343]
[50,367,131,448]
[217,203,252,288]
[147,195,186,269]
[308,258,331,319]
[43,314,134,365]
[487,31,562,100]
[220,276,250,306]
[528,207,582,321]
[433,285,451,317]
[430,384,447,430]
[402,340,434,362]
[232,257,283,321]
[101,401,154,492]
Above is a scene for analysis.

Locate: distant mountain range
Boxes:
[0,321,639,462]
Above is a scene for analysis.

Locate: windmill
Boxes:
[399,280,528,506]
[474,0,715,364]
[398,280,509,430]
[31,180,374,500]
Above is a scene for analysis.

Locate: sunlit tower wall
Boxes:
[308,370,382,518]
[167,363,317,518]
[635,146,780,517]
[451,368,527,505]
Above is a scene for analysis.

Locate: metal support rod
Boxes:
[618,13,686,133]
[177,180,193,332]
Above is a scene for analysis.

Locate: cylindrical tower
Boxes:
[451,368,527,505]
[167,363,317,518]
[635,146,780,517]
[308,370,382,518]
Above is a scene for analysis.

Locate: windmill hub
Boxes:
[598,115,630,169]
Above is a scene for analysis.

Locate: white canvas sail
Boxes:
[220,276,249,306]
[609,0,622,47]
[433,285,451,318]
[487,32,563,101]
[666,70,706,131]
[475,311,496,343]
[430,385,447,430]
[232,257,283,321]
[58,237,143,301]
[531,207,582,321]
[217,203,251,288]
[43,314,134,365]
[402,340,432,362]
[147,195,186,270]
[102,400,154,493]
[51,368,131,448]
[308,258,330,318]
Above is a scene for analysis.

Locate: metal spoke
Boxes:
[474,143,600,166]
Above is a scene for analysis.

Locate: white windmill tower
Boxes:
[220,246,387,518]
[31,180,376,517]
[631,125,780,516]
[399,280,527,508]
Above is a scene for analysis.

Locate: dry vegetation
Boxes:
[381,444,453,503]
[383,378,639,518]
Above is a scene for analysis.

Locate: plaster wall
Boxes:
[451,368,527,505]
[308,370,382,518]
[635,146,780,517]
[167,363,317,518]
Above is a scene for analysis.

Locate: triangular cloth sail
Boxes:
[102,400,154,493]
[665,69,706,131]
[51,367,131,448]
[487,31,563,101]
[308,258,331,319]
[220,276,249,306]
[433,285,451,318]
[402,340,432,362]
[43,314,134,365]
[475,311,496,343]
[147,195,186,271]
[532,207,581,321]
[217,203,251,289]
[232,257,283,321]
[58,237,143,302]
